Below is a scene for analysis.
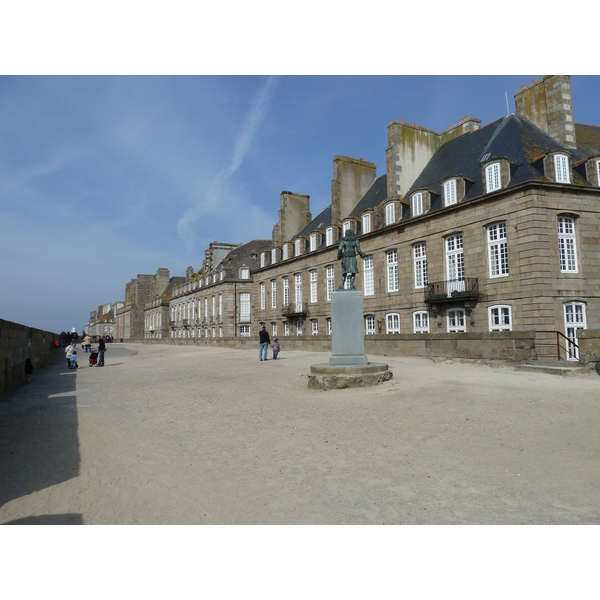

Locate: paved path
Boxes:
[1,343,599,524]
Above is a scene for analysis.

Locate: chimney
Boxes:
[330,156,376,224]
[514,75,576,149]
[272,191,311,246]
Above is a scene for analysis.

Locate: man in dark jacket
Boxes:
[259,325,270,361]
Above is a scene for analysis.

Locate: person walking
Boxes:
[259,325,270,361]
[270,338,281,360]
[97,336,106,367]
[82,333,93,353]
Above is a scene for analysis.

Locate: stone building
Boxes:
[86,302,122,338]
[162,239,272,341]
[252,76,600,363]
[144,276,186,339]
[115,268,171,340]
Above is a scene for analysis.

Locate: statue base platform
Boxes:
[308,362,393,390]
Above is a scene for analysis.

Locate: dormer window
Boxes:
[485,162,501,192]
[219,270,225,281]
[412,192,424,216]
[554,154,570,183]
[326,227,334,246]
[282,243,291,260]
[271,248,279,264]
[260,252,268,268]
[309,233,318,251]
[239,267,250,279]
[443,179,457,206]
[294,238,303,256]
[597,159,600,185]
[385,202,396,225]
[342,220,356,235]
[362,212,372,234]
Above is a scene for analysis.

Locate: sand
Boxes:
[1,342,599,525]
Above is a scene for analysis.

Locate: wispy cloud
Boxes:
[176,76,278,249]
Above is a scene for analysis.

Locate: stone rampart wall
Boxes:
[0,319,58,396]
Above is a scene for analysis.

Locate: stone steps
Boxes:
[515,360,595,377]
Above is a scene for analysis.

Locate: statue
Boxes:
[337,229,366,290]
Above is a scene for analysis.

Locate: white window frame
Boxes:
[296,319,303,336]
[326,265,335,301]
[596,159,600,185]
[385,202,396,225]
[284,321,290,336]
[446,234,464,283]
[413,311,430,334]
[294,273,303,313]
[260,253,267,268]
[326,317,332,336]
[239,292,251,322]
[558,216,578,273]
[271,280,277,309]
[362,212,372,234]
[413,242,428,289]
[447,309,466,333]
[386,249,399,293]
[487,222,509,278]
[412,192,424,217]
[282,244,290,261]
[342,220,353,234]
[311,319,318,336]
[485,162,501,192]
[365,315,376,335]
[271,248,278,264]
[260,282,266,310]
[326,227,334,246]
[554,154,570,183]
[295,238,302,256]
[271,322,277,337]
[444,179,457,206]
[282,276,289,306]
[309,233,318,252]
[239,267,250,279]
[489,305,512,331]
[564,301,587,361]
[363,255,374,296]
[386,313,400,334]
[309,269,318,303]
[239,325,250,337]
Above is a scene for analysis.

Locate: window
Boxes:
[239,267,250,279]
[363,256,374,296]
[271,322,277,337]
[296,319,303,336]
[326,227,334,246]
[386,249,399,292]
[412,192,423,217]
[385,202,396,225]
[326,265,335,301]
[218,294,223,321]
[413,242,428,289]
[386,313,400,334]
[489,305,512,331]
[342,220,353,234]
[444,179,457,206]
[284,321,290,336]
[311,319,318,335]
[309,269,318,303]
[271,248,278,264]
[239,325,250,337]
[295,238,302,256]
[446,234,464,283]
[271,280,277,309]
[260,253,267,268]
[362,212,372,234]
[558,216,578,272]
[597,160,600,185]
[326,317,332,335]
[294,273,303,313]
[485,162,501,192]
[564,301,586,361]
[282,276,289,306]
[239,292,250,322]
[365,315,376,335]
[554,154,570,183]
[447,309,466,332]
[413,311,430,333]
[219,327,223,338]
[260,282,266,310]
[310,233,318,252]
[488,222,509,277]
[282,244,290,260]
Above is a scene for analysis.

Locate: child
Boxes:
[69,351,79,370]
[24,359,33,383]
[270,338,281,360]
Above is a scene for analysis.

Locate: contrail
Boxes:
[177,76,278,248]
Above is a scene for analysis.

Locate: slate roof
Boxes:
[216,238,272,275]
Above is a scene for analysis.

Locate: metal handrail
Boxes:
[534,330,579,361]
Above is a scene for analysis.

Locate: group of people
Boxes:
[64,333,106,369]
[258,326,280,361]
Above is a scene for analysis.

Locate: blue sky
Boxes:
[1,74,599,334]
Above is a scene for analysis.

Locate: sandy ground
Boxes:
[1,342,599,525]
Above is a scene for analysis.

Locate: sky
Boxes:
[1,73,600,334]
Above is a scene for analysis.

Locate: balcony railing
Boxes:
[282,303,308,318]
[424,278,479,304]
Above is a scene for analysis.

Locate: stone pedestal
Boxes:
[308,289,392,390]
[330,290,368,365]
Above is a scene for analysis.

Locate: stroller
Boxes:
[89,351,98,366]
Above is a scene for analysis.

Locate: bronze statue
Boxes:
[337,229,366,290]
